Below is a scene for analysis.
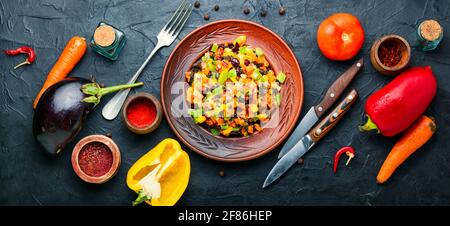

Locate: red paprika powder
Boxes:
[126,98,157,128]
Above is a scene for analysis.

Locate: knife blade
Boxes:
[278,58,363,159]
[263,89,358,188]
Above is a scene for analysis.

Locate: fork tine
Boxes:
[167,2,189,33]
[170,3,192,37]
[161,0,187,32]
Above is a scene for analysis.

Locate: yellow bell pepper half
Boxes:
[126,138,190,206]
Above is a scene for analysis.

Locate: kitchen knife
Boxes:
[278,58,363,159]
[263,89,358,188]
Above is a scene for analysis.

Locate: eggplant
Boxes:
[33,77,143,155]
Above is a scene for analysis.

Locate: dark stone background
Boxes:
[1,0,449,206]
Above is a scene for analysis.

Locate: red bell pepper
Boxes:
[360,66,437,136]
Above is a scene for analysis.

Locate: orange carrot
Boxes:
[33,36,87,108]
[377,116,436,184]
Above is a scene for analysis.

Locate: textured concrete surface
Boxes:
[1,0,449,205]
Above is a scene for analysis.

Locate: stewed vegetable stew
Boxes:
[185,36,286,137]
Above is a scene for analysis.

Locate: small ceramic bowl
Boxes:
[71,135,121,184]
[123,92,163,134]
[370,34,411,76]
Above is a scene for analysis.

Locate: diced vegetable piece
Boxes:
[186,87,194,102]
[234,35,246,46]
[255,48,264,57]
[258,75,268,82]
[252,68,262,80]
[185,71,192,82]
[194,115,206,124]
[250,104,258,112]
[201,53,210,62]
[275,93,281,106]
[232,126,241,132]
[212,87,222,95]
[221,127,233,136]
[220,124,229,130]
[254,124,263,131]
[228,68,237,81]
[241,127,248,136]
[239,46,253,55]
[248,125,254,134]
[207,61,216,72]
[257,114,268,120]
[188,108,203,118]
[276,72,286,83]
[210,128,220,136]
[211,43,219,52]
[218,71,228,84]
[223,48,234,56]
[204,111,213,118]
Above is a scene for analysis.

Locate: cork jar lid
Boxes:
[420,20,443,41]
[94,25,116,47]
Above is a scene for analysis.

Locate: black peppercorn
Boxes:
[260,9,267,17]
[219,170,225,177]
[279,7,286,15]
[297,158,304,165]
[214,5,219,11]
[203,13,210,20]
[194,1,200,8]
[243,7,250,15]
[106,132,112,138]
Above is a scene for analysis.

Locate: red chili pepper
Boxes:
[4,46,36,69]
[360,66,437,136]
[333,146,355,174]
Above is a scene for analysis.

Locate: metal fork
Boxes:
[102,0,193,120]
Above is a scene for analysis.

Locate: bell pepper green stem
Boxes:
[359,115,380,133]
[132,190,151,206]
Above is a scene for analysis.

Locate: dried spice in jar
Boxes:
[78,142,113,177]
[378,41,402,67]
[417,19,443,51]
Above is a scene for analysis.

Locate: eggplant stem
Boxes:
[81,82,143,105]
[99,82,144,96]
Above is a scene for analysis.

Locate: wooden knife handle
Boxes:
[309,89,358,143]
[314,58,363,117]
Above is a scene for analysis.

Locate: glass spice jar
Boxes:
[90,22,126,60]
[417,19,443,51]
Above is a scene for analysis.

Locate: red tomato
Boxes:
[317,13,365,61]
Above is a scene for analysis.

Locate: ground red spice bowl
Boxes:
[122,92,163,134]
[71,135,121,184]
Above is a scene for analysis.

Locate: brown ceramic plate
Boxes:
[161,19,303,162]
